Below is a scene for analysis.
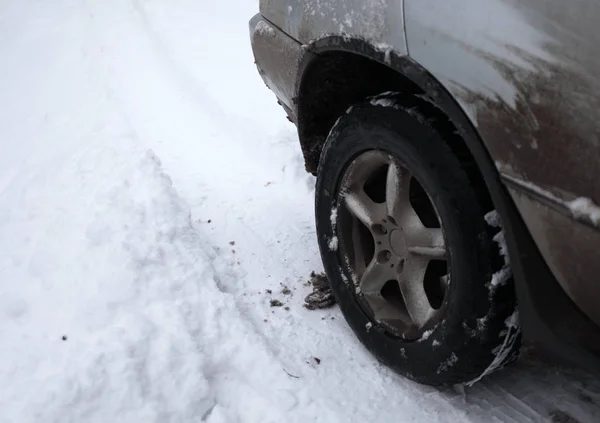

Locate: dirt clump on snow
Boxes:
[270,299,284,307]
[303,272,336,310]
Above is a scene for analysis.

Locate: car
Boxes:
[249,0,600,386]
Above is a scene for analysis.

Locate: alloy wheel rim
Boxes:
[335,150,450,339]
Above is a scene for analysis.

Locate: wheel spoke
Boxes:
[385,161,412,222]
[345,189,381,228]
[398,257,435,327]
[363,291,406,321]
[359,258,393,295]
[408,227,446,259]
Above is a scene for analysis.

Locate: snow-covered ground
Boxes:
[1,1,598,422]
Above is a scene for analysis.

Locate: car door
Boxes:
[404,0,600,326]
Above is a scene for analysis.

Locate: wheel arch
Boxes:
[296,35,497,210]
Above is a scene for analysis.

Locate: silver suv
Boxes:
[250,0,600,386]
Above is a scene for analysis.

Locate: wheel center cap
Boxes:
[389,229,406,256]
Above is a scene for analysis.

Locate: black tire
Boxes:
[315,93,521,386]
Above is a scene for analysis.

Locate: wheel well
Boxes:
[297,50,492,211]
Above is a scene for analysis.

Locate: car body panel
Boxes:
[404,0,600,326]
[259,0,408,56]
[507,182,600,331]
[250,14,307,118]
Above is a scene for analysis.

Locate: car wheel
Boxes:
[315,93,522,386]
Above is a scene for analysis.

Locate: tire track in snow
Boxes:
[79,1,313,385]
[81,0,320,303]
[6,135,302,422]
[0,3,303,419]
[129,0,234,129]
